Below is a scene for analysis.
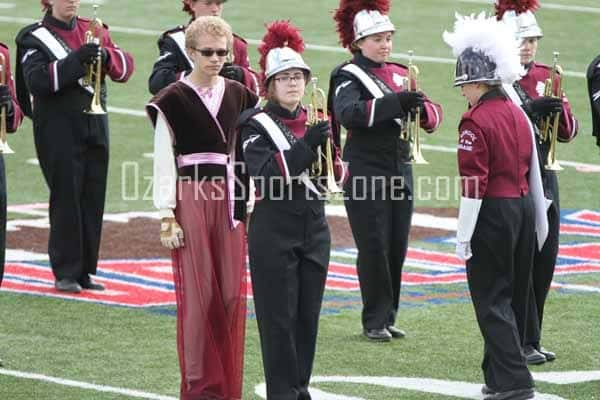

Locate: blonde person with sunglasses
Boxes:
[149,0,259,95]
[146,16,258,400]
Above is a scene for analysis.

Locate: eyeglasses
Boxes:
[192,48,229,57]
[273,74,305,84]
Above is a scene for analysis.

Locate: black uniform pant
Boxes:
[249,199,330,400]
[0,155,5,286]
[526,172,560,348]
[33,113,109,282]
[344,184,413,330]
[467,196,535,393]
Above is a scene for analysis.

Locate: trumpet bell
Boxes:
[84,102,107,115]
[545,159,563,171]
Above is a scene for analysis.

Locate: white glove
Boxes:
[160,218,184,249]
[456,241,472,261]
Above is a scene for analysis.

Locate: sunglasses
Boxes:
[192,48,229,57]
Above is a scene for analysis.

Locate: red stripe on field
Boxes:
[3,263,175,306]
[558,244,600,262]
[560,224,600,237]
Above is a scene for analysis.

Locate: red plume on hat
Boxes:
[257,20,305,91]
[333,0,391,49]
[495,0,540,20]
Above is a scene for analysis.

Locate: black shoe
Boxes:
[386,325,406,338]
[538,346,556,362]
[482,385,495,395]
[484,388,534,400]
[55,279,82,293]
[363,328,392,342]
[524,345,546,365]
[79,277,105,291]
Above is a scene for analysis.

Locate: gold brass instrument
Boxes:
[540,51,563,171]
[83,4,106,115]
[0,52,14,154]
[306,77,343,195]
[401,50,427,164]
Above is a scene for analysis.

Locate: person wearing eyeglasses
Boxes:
[147,16,258,400]
[495,1,579,365]
[329,0,443,342]
[148,0,259,95]
[15,0,134,294]
[238,20,344,400]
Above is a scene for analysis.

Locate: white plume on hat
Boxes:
[443,12,524,85]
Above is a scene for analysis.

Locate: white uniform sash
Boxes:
[252,112,320,196]
[168,30,194,71]
[30,26,94,94]
[341,63,403,127]
[503,83,550,250]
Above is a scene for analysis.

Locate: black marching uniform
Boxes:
[328,52,442,332]
[587,55,600,150]
[15,14,134,287]
[240,102,334,400]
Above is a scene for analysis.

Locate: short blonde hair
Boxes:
[185,16,233,52]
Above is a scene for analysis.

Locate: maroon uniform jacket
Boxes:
[0,43,24,132]
[517,62,578,142]
[458,90,533,199]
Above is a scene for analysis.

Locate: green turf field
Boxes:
[1,1,599,399]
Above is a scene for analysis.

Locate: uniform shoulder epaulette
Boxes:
[238,107,263,127]
[331,60,353,77]
[16,22,43,42]
[162,25,185,37]
[233,33,247,44]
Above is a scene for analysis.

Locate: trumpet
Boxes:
[83,4,106,115]
[0,51,14,154]
[539,51,563,171]
[401,50,427,164]
[306,77,343,195]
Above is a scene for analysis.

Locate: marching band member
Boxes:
[15,0,134,293]
[239,20,343,400]
[148,0,259,95]
[587,54,600,151]
[329,0,442,341]
[496,0,579,364]
[0,42,22,368]
[444,12,549,400]
[147,16,258,400]
[0,42,24,288]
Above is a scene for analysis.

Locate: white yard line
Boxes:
[0,369,177,400]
